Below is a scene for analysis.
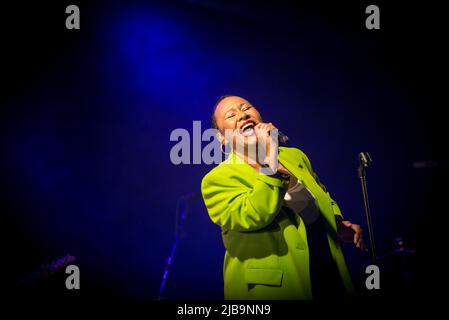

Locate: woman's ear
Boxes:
[216,131,226,145]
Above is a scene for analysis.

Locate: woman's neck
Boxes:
[233,148,263,171]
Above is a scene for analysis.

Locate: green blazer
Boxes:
[201,147,354,300]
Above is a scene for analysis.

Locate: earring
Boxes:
[220,142,232,155]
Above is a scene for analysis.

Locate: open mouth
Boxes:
[239,121,256,137]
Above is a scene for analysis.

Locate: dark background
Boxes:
[1,0,447,304]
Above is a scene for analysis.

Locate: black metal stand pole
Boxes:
[358,152,377,264]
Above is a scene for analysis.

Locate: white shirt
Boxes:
[284,180,321,225]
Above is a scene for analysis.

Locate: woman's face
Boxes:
[214,96,263,146]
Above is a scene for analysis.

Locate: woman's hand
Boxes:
[337,220,366,251]
[254,122,278,172]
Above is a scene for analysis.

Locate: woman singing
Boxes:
[201,95,364,300]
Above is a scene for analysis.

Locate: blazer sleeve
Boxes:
[299,150,344,218]
[201,168,289,232]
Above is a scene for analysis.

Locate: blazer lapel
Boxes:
[278,147,337,229]
[278,147,310,186]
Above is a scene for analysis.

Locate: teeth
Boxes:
[242,122,254,131]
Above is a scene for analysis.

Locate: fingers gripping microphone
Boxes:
[253,124,289,144]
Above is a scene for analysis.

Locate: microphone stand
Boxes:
[358,152,377,264]
[158,193,197,300]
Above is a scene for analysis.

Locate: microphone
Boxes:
[251,123,289,143]
[278,131,289,144]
